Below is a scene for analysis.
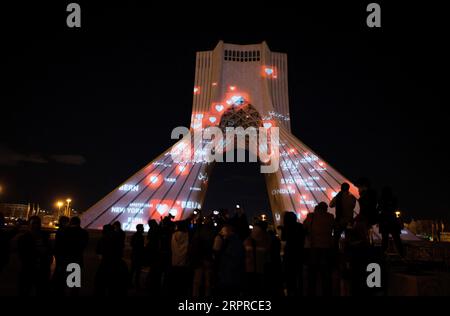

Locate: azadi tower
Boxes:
[81,41,359,231]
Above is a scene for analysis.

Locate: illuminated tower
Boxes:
[81,41,359,231]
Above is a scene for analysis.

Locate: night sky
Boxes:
[1,2,447,220]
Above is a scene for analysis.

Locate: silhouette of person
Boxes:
[65,217,89,264]
[159,215,175,294]
[344,219,371,296]
[266,229,283,296]
[145,219,161,295]
[112,221,126,256]
[17,216,53,296]
[330,182,356,248]
[378,187,404,256]
[52,216,70,295]
[215,222,245,296]
[304,202,334,296]
[130,224,145,289]
[355,178,378,240]
[64,216,89,295]
[243,221,271,295]
[95,224,113,295]
[191,218,215,297]
[233,207,250,241]
[95,223,128,296]
[170,220,190,296]
[281,211,305,296]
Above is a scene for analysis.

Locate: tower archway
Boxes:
[81,41,359,231]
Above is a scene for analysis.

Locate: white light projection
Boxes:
[81,41,359,231]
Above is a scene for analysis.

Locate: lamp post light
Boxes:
[65,198,72,217]
[56,201,64,219]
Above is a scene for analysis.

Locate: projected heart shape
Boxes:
[263,122,272,128]
[149,176,159,184]
[209,117,217,123]
[156,204,168,215]
[215,104,224,112]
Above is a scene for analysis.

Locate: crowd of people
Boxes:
[0,178,406,296]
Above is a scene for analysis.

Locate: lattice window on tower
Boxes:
[223,50,261,62]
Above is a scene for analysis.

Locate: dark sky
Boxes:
[0,1,447,220]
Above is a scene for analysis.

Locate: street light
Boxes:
[65,198,72,217]
[395,210,401,218]
[56,201,64,218]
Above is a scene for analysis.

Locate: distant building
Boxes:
[0,203,44,220]
[0,203,31,219]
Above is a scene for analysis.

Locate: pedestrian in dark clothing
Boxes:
[243,221,271,295]
[130,224,145,289]
[159,215,175,294]
[65,217,89,265]
[52,215,70,295]
[95,224,128,296]
[112,221,126,256]
[304,202,334,296]
[267,229,283,296]
[145,219,162,295]
[215,223,245,296]
[233,207,250,241]
[191,220,215,297]
[17,216,53,296]
[281,211,305,296]
[356,178,378,226]
[170,220,191,296]
[62,216,89,295]
[378,187,404,256]
[330,182,356,248]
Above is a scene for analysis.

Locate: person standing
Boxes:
[355,178,378,242]
[64,216,89,295]
[329,182,356,248]
[304,202,334,296]
[130,224,145,289]
[145,219,161,295]
[281,212,305,296]
[378,187,403,256]
[215,223,245,296]
[17,216,53,296]
[243,222,271,295]
[170,220,190,296]
[51,216,69,295]
[191,219,215,297]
